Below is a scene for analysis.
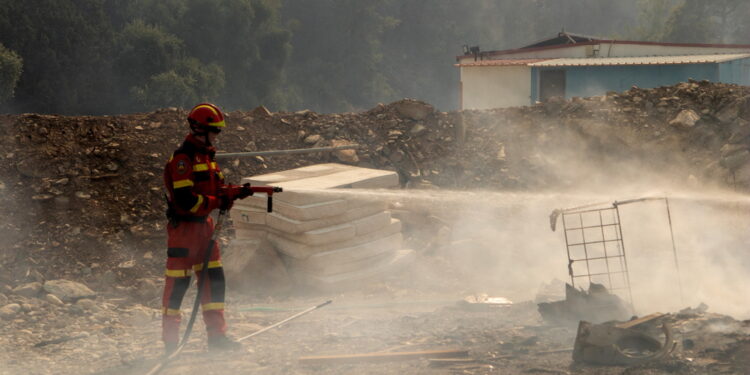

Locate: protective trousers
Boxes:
[161,217,227,344]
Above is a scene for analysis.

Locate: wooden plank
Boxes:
[299,348,469,365]
[616,312,664,329]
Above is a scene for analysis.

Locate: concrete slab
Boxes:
[352,211,392,236]
[232,221,267,240]
[230,205,267,225]
[240,163,399,206]
[268,218,403,259]
[285,233,403,275]
[264,204,389,234]
[237,194,387,214]
[234,196,348,221]
[296,249,415,287]
[279,223,356,246]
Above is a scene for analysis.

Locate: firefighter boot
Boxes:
[207,335,242,352]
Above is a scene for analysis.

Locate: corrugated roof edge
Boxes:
[454,58,550,67]
[528,53,750,67]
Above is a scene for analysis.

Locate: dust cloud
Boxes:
[290,178,750,321]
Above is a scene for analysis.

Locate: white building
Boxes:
[456,32,750,110]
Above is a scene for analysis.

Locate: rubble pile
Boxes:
[0,81,749,374]
[2,81,750,287]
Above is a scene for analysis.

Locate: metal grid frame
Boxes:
[561,205,634,309]
[552,196,683,314]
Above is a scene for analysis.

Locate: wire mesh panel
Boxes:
[561,205,634,306]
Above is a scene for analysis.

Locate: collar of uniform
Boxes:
[184,133,217,158]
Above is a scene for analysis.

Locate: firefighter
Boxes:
[161,103,252,354]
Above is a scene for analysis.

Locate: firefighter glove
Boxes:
[237,183,253,199]
[219,194,233,211]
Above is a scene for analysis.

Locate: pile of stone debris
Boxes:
[0,81,749,289]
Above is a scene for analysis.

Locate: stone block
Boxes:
[230,205,267,225]
[269,218,402,258]
[235,196,348,220]
[242,163,398,193]
[279,223,356,246]
[264,203,388,234]
[352,211,392,236]
[232,221,267,240]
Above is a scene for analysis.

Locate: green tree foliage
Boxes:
[131,58,225,109]
[282,0,398,113]
[626,0,676,41]
[176,0,291,110]
[0,44,22,105]
[0,0,748,115]
[0,0,115,114]
[662,0,719,43]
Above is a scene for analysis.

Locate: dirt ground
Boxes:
[1,81,750,374]
[2,262,748,375]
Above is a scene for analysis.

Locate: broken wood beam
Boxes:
[299,348,469,365]
[616,312,664,329]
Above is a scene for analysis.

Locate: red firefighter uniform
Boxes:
[161,133,232,344]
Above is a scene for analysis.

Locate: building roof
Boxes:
[521,32,602,49]
[529,53,750,67]
[457,32,750,61]
[455,58,549,67]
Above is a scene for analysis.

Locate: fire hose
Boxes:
[146,185,330,375]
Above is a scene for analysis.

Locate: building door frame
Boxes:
[539,69,566,101]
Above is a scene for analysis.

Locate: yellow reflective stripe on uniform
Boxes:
[165,269,191,277]
[210,162,218,169]
[173,179,194,188]
[190,195,204,213]
[193,163,209,172]
[201,302,225,311]
[193,260,222,271]
[162,307,181,316]
[217,171,224,180]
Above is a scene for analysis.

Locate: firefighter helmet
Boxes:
[187,103,226,132]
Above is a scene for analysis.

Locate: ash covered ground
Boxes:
[0,81,749,374]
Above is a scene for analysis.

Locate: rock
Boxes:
[728,119,750,143]
[496,145,506,162]
[389,149,405,163]
[43,280,96,302]
[98,270,117,286]
[303,134,322,145]
[716,100,742,123]
[391,99,434,121]
[75,299,98,311]
[75,191,91,199]
[0,293,7,305]
[249,105,273,118]
[44,294,64,306]
[331,140,359,163]
[105,162,119,172]
[12,282,42,298]
[127,306,154,326]
[720,149,750,171]
[0,303,21,319]
[409,123,427,135]
[669,109,700,128]
[720,143,749,158]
